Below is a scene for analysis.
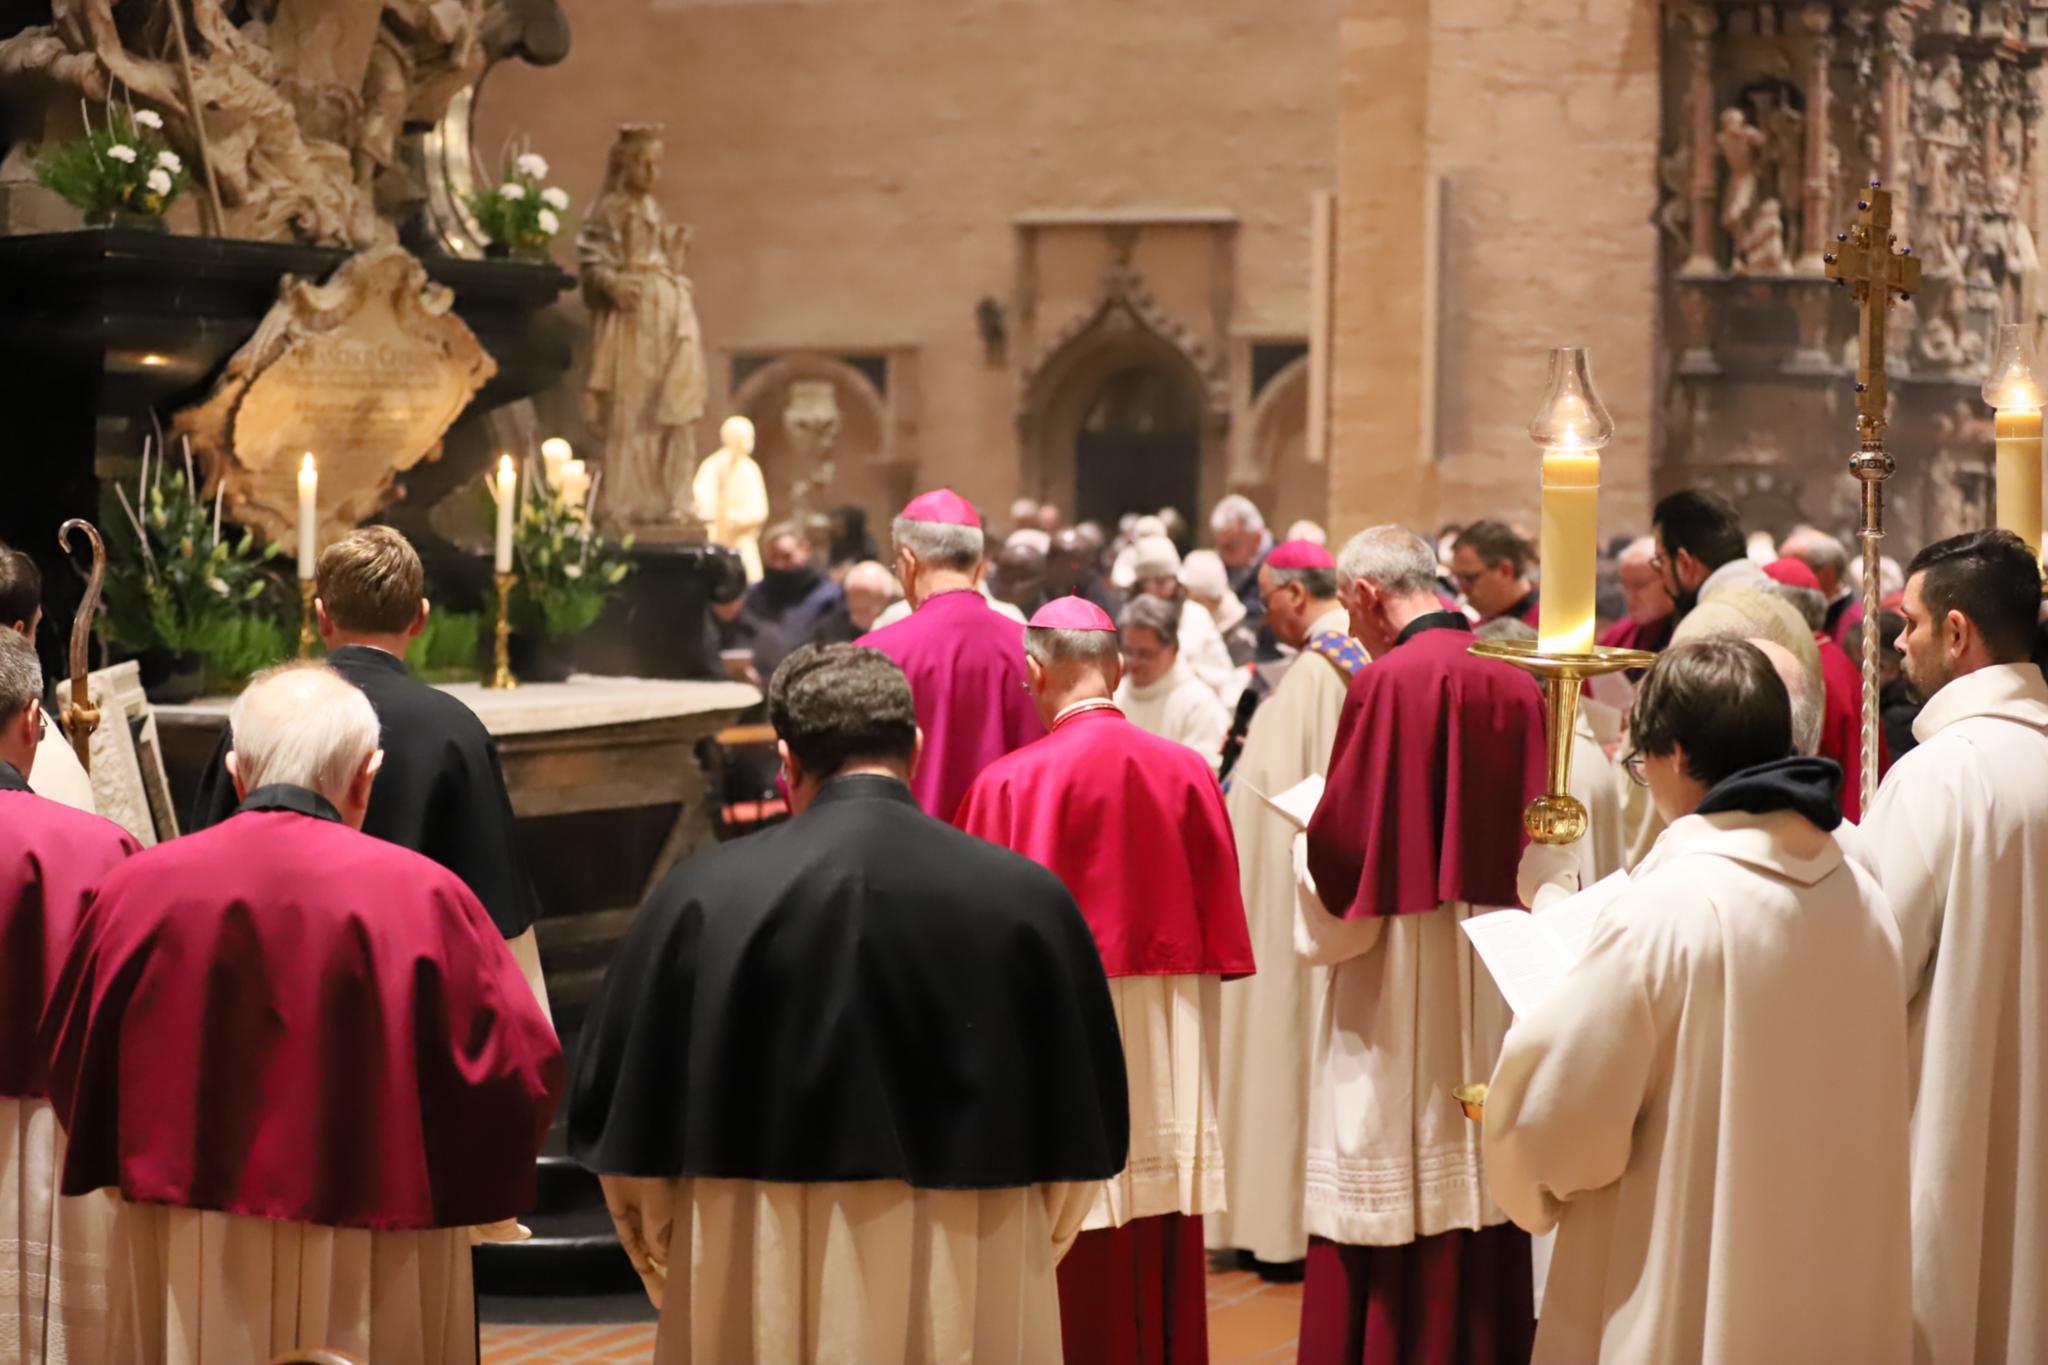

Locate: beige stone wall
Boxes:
[478,0,1340,532]
[1330,0,1661,546]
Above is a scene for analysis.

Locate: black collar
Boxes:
[1395,611,1473,648]
[327,644,408,676]
[810,771,920,810]
[236,783,344,824]
[1505,588,1540,622]
[0,759,29,793]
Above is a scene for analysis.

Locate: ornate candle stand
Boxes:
[1467,638,1658,845]
[297,579,317,659]
[488,571,519,689]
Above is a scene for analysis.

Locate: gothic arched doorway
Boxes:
[1073,363,1202,527]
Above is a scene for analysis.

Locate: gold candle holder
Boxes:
[297,578,316,659]
[488,571,518,690]
[1469,637,1658,845]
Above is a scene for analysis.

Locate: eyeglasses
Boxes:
[1620,749,1648,787]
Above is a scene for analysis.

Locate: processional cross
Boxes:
[1823,181,1920,815]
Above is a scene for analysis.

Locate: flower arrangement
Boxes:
[508,459,632,639]
[468,149,572,259]
[36,105,190,226]
[100,438,291,690]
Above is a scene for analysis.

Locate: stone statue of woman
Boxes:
[577,124,708,530]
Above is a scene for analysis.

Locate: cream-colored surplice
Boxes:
[0,1098,115,1364]
[1293,881,1514,1248]
[1205,608,1350,1265]
[1486,809,1913,1364]
[103,1203,475,1365]
[1863,661,2048,1365]
[1084,974,1226,1232]
[600,1175,1095,1365]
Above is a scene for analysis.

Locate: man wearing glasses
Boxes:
[1448,521,1540,627]
[1495,639,1911,1364]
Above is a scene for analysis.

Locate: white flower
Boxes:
[515,152,550,180]
[499,181,526,202]
[540,186,570,211]
[106,143,137,164]
[146,168,173,195]
[133,109,163,130]
[155,149,182,173]
[537,207,560,235]
[208,576,230,596]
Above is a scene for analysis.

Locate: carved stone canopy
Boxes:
[1019,261,1230,424]
[174,244,497,553]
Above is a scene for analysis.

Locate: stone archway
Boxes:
[1239,354,1327,536]
[1019,263,1228,527]
[727,353,904,539]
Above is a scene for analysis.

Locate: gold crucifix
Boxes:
[1823,184,1922,436]
[1823,180,1920,818]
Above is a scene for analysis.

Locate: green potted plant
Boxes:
[100,444,290,701]
[36,106,190,229]
[467,148,572,261]
[506,460,631,681]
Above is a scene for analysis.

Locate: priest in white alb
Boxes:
[1491,640,1912,1364]
[1861,529,2048,1365]
[0,629,135,1363]
[1206,538,1360,1274]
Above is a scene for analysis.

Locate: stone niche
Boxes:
[1657,1,2048,548]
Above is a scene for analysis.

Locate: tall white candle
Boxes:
[494,454,518,574]
[540,437,573,492]
[1526,347,1614,656]
[296,453,318,579]
[1984,323,2046,558]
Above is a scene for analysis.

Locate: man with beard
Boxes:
[1654,490,1819,683]
[1861,529,2048,1364]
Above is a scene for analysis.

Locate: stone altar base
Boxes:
[575,540,745,681]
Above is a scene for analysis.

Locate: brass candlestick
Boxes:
[1469,638,1658,845]
[488,571,518,689]
[297,578,316,658]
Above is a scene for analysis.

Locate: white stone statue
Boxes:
[577,124,708,531]
[693,415,770,583]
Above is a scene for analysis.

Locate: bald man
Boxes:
[44,662,561,1365]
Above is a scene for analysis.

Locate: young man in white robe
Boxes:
[0,630,134,1363]
[1861,528,2048,1365]
[1493,639,1913,1364]
[1206,540,1358,1274]
[1114,594,1231,764]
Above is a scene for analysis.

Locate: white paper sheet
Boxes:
[1461,870,1631,1017]
[1248,773,1326,831]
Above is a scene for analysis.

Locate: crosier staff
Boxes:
[57,518,105,773]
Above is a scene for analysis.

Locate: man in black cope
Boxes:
[568,643,1129,1363]
[188,527,547,1009]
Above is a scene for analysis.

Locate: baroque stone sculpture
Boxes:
[577,124,707,532]
[0,0,557,247]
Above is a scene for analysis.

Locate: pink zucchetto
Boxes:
[1028,596,1117,632]
[899,488,981,528]
[1266,539,1336,570]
